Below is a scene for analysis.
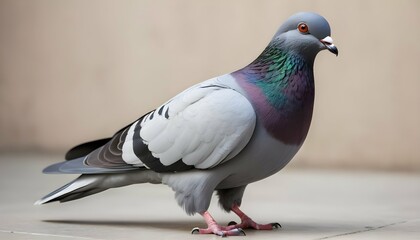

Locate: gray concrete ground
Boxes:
[0,153,419,240]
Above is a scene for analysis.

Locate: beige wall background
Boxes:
[1,0,419,170]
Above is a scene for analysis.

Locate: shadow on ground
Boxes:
[43,219,204,232]
[43,219,363,234]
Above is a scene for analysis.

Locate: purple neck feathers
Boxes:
[233,45,315,145]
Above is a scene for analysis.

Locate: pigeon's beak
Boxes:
[320,36,338,56]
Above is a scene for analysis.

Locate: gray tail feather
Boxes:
[35,170,160,205]
[34,175,107,205]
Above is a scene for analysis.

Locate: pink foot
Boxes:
[227,219,281,230]
[226,204,281,230]
[192,211,246,237]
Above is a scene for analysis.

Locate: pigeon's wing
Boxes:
[64,117,147,160]
[131,80,256,172]
[44,77,256,174]
[44,119,148,174]
[64,138,112,160]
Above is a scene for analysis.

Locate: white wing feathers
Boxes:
[139,78,256,169]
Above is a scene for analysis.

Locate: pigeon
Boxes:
[36,12,338,236]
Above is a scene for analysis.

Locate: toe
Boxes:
[224,228,246,236]
[191,226,246,236]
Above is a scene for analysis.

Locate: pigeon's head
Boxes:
[273,12,338,59]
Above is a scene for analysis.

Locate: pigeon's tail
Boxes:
[35,171,162,205]
[34,175,108,205]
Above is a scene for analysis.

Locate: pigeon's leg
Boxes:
[191,211,246,236]
[226,204,281,230]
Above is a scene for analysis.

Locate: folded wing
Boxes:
[46,79,256,174]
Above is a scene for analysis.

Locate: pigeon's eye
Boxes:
[297,23,309,33]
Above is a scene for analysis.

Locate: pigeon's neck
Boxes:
[233,44,315,145]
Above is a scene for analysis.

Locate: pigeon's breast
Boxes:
[233,71,314,146]
[216,120,301,188]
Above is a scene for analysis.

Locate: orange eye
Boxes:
[298,23,309,33]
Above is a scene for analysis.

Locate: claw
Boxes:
[271,222,282,229]
[236,228,246,236]
[228,221,237,226]
[191,227,200,234]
